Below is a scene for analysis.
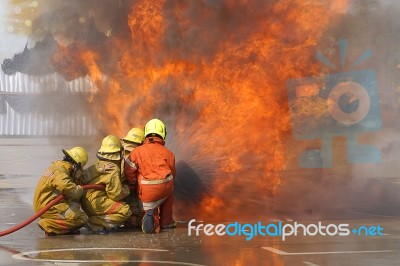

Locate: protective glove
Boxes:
[121,185,130,199]
[69,185,84,201]
[99,162,115,174]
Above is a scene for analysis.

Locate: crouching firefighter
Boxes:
[80,135,131,234]
[125,118,177,233]
[121,127,145,228]
[33,147,89,236]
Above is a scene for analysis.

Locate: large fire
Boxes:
[6,0,350,220]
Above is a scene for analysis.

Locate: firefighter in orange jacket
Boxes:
[33,147,89,236]
[80,135,131,234]
[124,118,176,233]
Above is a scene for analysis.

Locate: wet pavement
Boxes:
[1,138,400,265]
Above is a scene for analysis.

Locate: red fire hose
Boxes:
[0,184,106,237]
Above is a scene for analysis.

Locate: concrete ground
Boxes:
[0,138,399,266]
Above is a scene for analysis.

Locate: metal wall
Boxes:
[0,71,97,136]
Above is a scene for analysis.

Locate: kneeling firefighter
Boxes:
[80,135,131,234]
[33,147,89,236]
[121,127,145,228]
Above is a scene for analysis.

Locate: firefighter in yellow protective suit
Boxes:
[80,135,131,234]
[33,147,89,236]
[121,127,145,227]
[121,127,145,158]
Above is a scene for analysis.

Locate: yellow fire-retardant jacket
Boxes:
[80,159,130,215]
[33,160,83,215]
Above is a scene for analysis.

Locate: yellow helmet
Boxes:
[144,118,166,140]
[62,147,88,167]
[123,127,145,144]
[97,135,122,160]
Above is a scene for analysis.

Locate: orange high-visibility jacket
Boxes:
[124,136,176,203]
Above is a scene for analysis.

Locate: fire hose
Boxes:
[0,184,108,237]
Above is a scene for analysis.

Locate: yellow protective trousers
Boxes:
[81,159,131,231]
[38,202,88,234]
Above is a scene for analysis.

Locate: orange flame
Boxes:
[53,0,350,219]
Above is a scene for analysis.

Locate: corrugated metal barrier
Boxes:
[0,71,98,136]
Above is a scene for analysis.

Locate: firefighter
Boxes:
[124,118,177,233]
[33,147,89,236]
[121,127,145,157]
[121,127,145,228]
[80,135,131,234]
